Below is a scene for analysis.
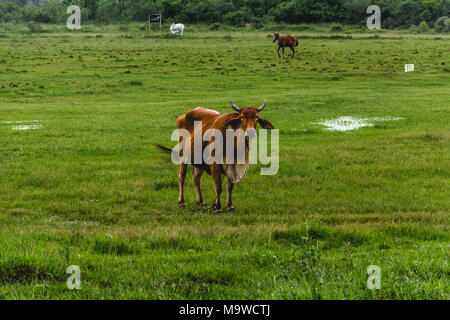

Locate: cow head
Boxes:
[273,32,279,43]
[226,100,274,132]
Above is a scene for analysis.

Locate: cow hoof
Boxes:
[197,201,207,206]
[178,201,185,207]
[212,203,222,214]
[227,207,235,212]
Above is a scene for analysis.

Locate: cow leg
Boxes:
[211,166,222,213]
[192,167,206,206]
[277,46,281,58]
[282,47,285,55]
[226,178,235,212]
[178,163,187,207]
[291,46,295,58]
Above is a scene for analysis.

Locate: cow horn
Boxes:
[257,101,267,112]
[231,100,240,112]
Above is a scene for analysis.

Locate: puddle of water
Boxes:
[11,124,42,131]
[0,120,43,131]
[1,120,41,124]
[317,116,373,131]
[316,116,403,132]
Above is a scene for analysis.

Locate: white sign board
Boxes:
[405,64,414,72]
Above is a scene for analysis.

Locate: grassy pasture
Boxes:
[0,25,449,299]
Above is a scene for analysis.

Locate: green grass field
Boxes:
[0,24,449,299]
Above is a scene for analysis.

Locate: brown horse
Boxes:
[273,32,299,58]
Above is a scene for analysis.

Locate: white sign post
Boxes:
[404,64,415,72]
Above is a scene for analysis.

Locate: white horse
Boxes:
[170,23,185,36]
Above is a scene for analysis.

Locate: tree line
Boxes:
[0,0,449,29]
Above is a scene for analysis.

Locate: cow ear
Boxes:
[258,118,274,130]
[223,118,241,130]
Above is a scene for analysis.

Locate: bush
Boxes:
[384,17,400,29]
[209,23,220,31]
[224,10,249,27]
[330,23,343,32]
[0,12,13,24]
[96,1,121,23]
[21,5,39,22]
[298,24,311,31]
[435,16,450,32]
[419,10,433,26]
[396,0,423,26]
[253,21,264,29]
[445,19,450,33]
[417,21,430,33]
[35,0,65,23]
[27,21,41,33]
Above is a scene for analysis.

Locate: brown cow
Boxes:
[273,32,299,58]
[158,101,274,213]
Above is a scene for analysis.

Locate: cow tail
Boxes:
[295,39,299,47]
[155,143,211,174]
[155,143,173,154]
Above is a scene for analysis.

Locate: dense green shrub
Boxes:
[435,16,450,32]
[224,9,250,26]
[417,20,431,32]
[383,17,400,29]
[330,23,344,32]
[444,18,450,32]
[35,0,65,23]
[209,22,220,30]
[1,0,450,28]
[27,21,41,33]
[342,0,371,24]
[96,1,121,23]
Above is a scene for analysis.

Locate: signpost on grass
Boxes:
[404,64,415,72]
[149,14,162,31]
